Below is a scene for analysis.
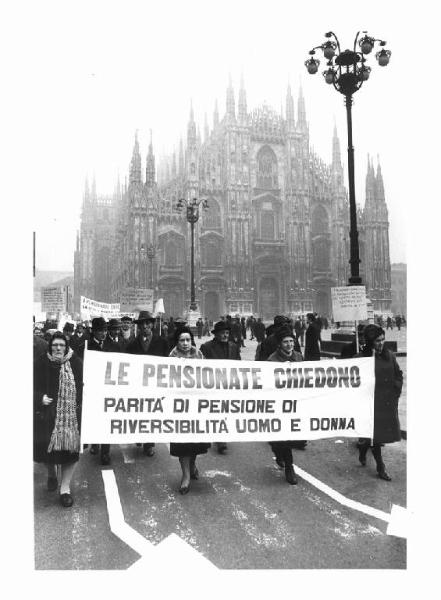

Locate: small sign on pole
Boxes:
[331,286,368,323]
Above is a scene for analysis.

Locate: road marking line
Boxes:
[294,463,409,537]
[101,470,153,557]
[294,463,391,522]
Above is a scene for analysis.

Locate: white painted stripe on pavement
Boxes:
[294,463,391,523]
[101,469,153,557]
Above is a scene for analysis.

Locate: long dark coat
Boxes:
[356,348,403,443]
[34,353,83,464]
[199,338,241,360]
[304,323,321,361]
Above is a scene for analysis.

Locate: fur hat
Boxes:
[275,326,295,343]
[211,321,231,334]
[91,317,107,330]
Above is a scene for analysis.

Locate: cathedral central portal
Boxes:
[259,277,279,320]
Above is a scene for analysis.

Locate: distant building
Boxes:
[74,80,392,318]
[391,263,407,316]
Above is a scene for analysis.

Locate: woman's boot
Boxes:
[283,448,298,485]
[372,444,391,481]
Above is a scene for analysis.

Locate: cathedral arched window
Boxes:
[256,146,278,188]
[202,198,222,229]
[261,211,275,239]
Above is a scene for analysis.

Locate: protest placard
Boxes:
[80,296,121,320]
[81,352,375,444]
[41,286,66,313]
[331,286,368,322]
[120,288,154,312]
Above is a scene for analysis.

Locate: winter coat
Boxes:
[200,338,241,360]
[33,352,83,464]
[103,335,123,353]
[257,331,301,361]
[267,346,304,449]
[126,334,169,356]
[356,347,403,443]
[254,321,266,343]
[118,332,136,353]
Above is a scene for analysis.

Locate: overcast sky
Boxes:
[7,0,417,272]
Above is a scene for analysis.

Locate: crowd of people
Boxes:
[33,310,403,507]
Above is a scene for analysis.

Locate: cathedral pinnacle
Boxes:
[226,75,236,122]
[238,73,247,124]
[129,131,142,184]
[145,129,156,188]
[286,84,295,131]
[187,101,196,146]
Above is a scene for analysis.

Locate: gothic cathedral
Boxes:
[74,79,392,320]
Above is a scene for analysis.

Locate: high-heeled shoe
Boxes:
[60,493,74,507]
[179,485,190,495]
[378,470,392,481]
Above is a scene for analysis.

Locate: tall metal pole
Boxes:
[345,94,362,285]
[190,217,196,310]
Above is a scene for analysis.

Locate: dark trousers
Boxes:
[269,442,293,466]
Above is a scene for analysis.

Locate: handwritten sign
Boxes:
[331,286,368,322]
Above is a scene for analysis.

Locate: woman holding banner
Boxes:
[267,326,304,485]
[169,327,211,494]
[356,324,403,481]
[34,332,83,507]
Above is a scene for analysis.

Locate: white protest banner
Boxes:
[41,286,66,313]
[331,286,368,322]
[80,296,120,320]
[120,288,154,312]
[81,352,375,444]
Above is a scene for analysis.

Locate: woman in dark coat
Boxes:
[168,327,211,494]
[267,326,304,485]
[34,332,83,507]
[356,324,403,480]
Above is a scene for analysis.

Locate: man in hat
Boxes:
[200,321,241,454]
[103,318,122,352]
[119,315,135,352]
[87,317,113,465]
[70,322,88,359]
[127,311,169,456]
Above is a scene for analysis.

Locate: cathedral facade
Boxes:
[74,80,392,320]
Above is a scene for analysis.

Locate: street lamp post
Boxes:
[305,31,391,285]
[175,196,209,313]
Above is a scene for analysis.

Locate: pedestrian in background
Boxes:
[356,324,403,481]
[70,322,88,359]
[168,327,210,494]
[34,332,83,507]
[304,313,321,361]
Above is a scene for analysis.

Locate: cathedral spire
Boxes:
[375,155,385,201]
[238,72,247,124]
[91,174,97,201]
[204,112,209,142]
[83,177,90,205]
[179,137,184,175]
[365,154,376,207]
[286,83,295,132]
[187,101,196,146]
[213,99,219,129]
[297,85,307,132]
[172,151,177,178]
[129,130,142,184]
[145,129,156,188]
[226,74,236,122]
[332,122,342,168]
